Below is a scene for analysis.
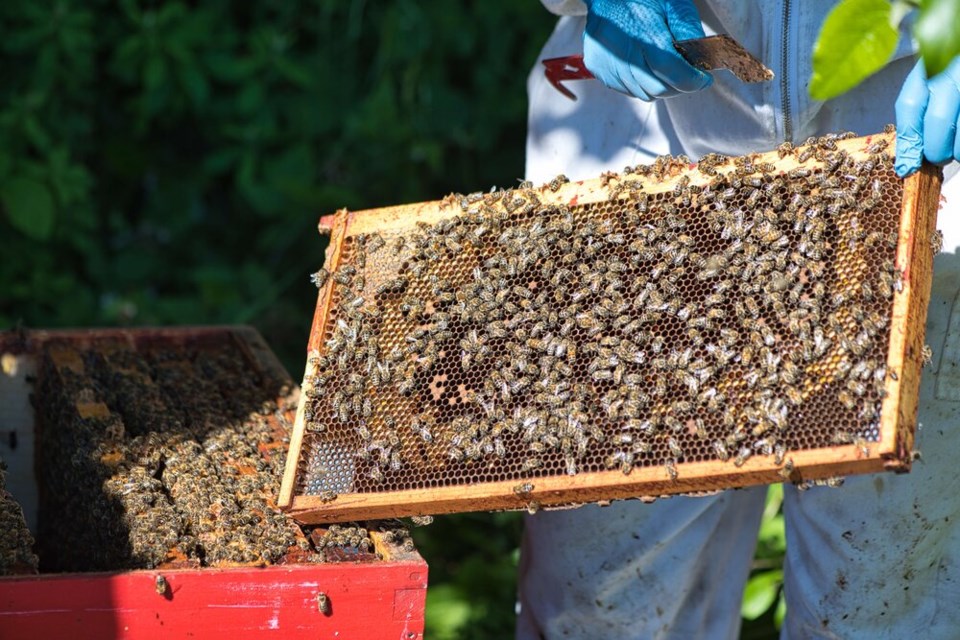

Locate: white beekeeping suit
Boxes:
[518,2,960,638]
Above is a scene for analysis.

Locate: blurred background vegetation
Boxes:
[0,1,785,637]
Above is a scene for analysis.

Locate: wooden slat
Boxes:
[279,211,350,508]
[286,443,886,523]
[881,163,943,468]
[332,134,890,234]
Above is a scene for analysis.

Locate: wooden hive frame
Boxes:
[279,131,942,524]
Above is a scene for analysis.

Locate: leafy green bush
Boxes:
[1,2,785,638]
[0,0,550,368]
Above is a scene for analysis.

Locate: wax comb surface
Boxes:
[280,131,941,523]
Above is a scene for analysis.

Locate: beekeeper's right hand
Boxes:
[895,56,960,177]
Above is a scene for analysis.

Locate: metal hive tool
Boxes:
[279,130,942,524]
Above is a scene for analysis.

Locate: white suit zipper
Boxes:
[780,0,793,142]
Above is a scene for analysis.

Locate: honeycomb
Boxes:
[283,130,940,522]
[0,457,37,575]
[0,327,415,573]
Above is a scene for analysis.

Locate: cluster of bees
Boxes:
[31,337,374,571]
[301,129,912,498]
[313,524,374,552]
[0,457,38,575]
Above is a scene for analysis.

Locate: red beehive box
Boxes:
[0,327,427,639]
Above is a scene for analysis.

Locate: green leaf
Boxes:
[203,147,241,174]
[177,64,210,107]
[144,55,168,92]
[272,56,313,88]
[425,584,471,640]
[774,592,787,629]
[44,148,92,207]
[741,570,783,620]
[1,176,56,240]
[758,512,787,553]
[763,483,783,521]
[204,53,256,82]
[916,0,960,78]
[0,152,12,182]
[22,115,52,153]
[809,0,899,100]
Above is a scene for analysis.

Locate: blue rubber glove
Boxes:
[895,56,960,177]
[582,0,713,101]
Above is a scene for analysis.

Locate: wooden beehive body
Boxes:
[0,327,426,639]
[280,131,942,524]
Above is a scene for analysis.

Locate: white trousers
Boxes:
[518,14,960,640]
[518,261,960,638]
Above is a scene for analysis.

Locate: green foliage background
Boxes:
[0,1,785,637]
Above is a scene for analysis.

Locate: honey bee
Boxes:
[771,443,787,466]
[310,269,330,289]
[713,439,730,461]
[666,436,684,459]
[930,228,945,254]
[777,457,795,480]
[664,415,683,433]
[356,422,372,441]
[333,271,354,288]
[866,139,889,154]
[521,457,543,472]
[564,454,578,476]
[922,344,934,367]
[693,418,708,440]
[514,483,534,495]
[389,451,403,472]
[317,592,332,615]
[733,447,753,468]
[776,141,795,158]
[785,385,803,406]
[664,458,678,481]
[837,390,857,410]
[847,378,868,397]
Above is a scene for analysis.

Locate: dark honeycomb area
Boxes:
[298,132,910,498]
[18,329,394,573]
[0,457,38,575]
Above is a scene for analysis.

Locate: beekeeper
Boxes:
[518,1,960,638]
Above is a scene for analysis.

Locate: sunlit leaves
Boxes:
[915,0,960,77]
[812,0,960,99]
[741,569,784,620]
[810,0,899,100]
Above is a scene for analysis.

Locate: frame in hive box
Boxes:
[0,327,426,640]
